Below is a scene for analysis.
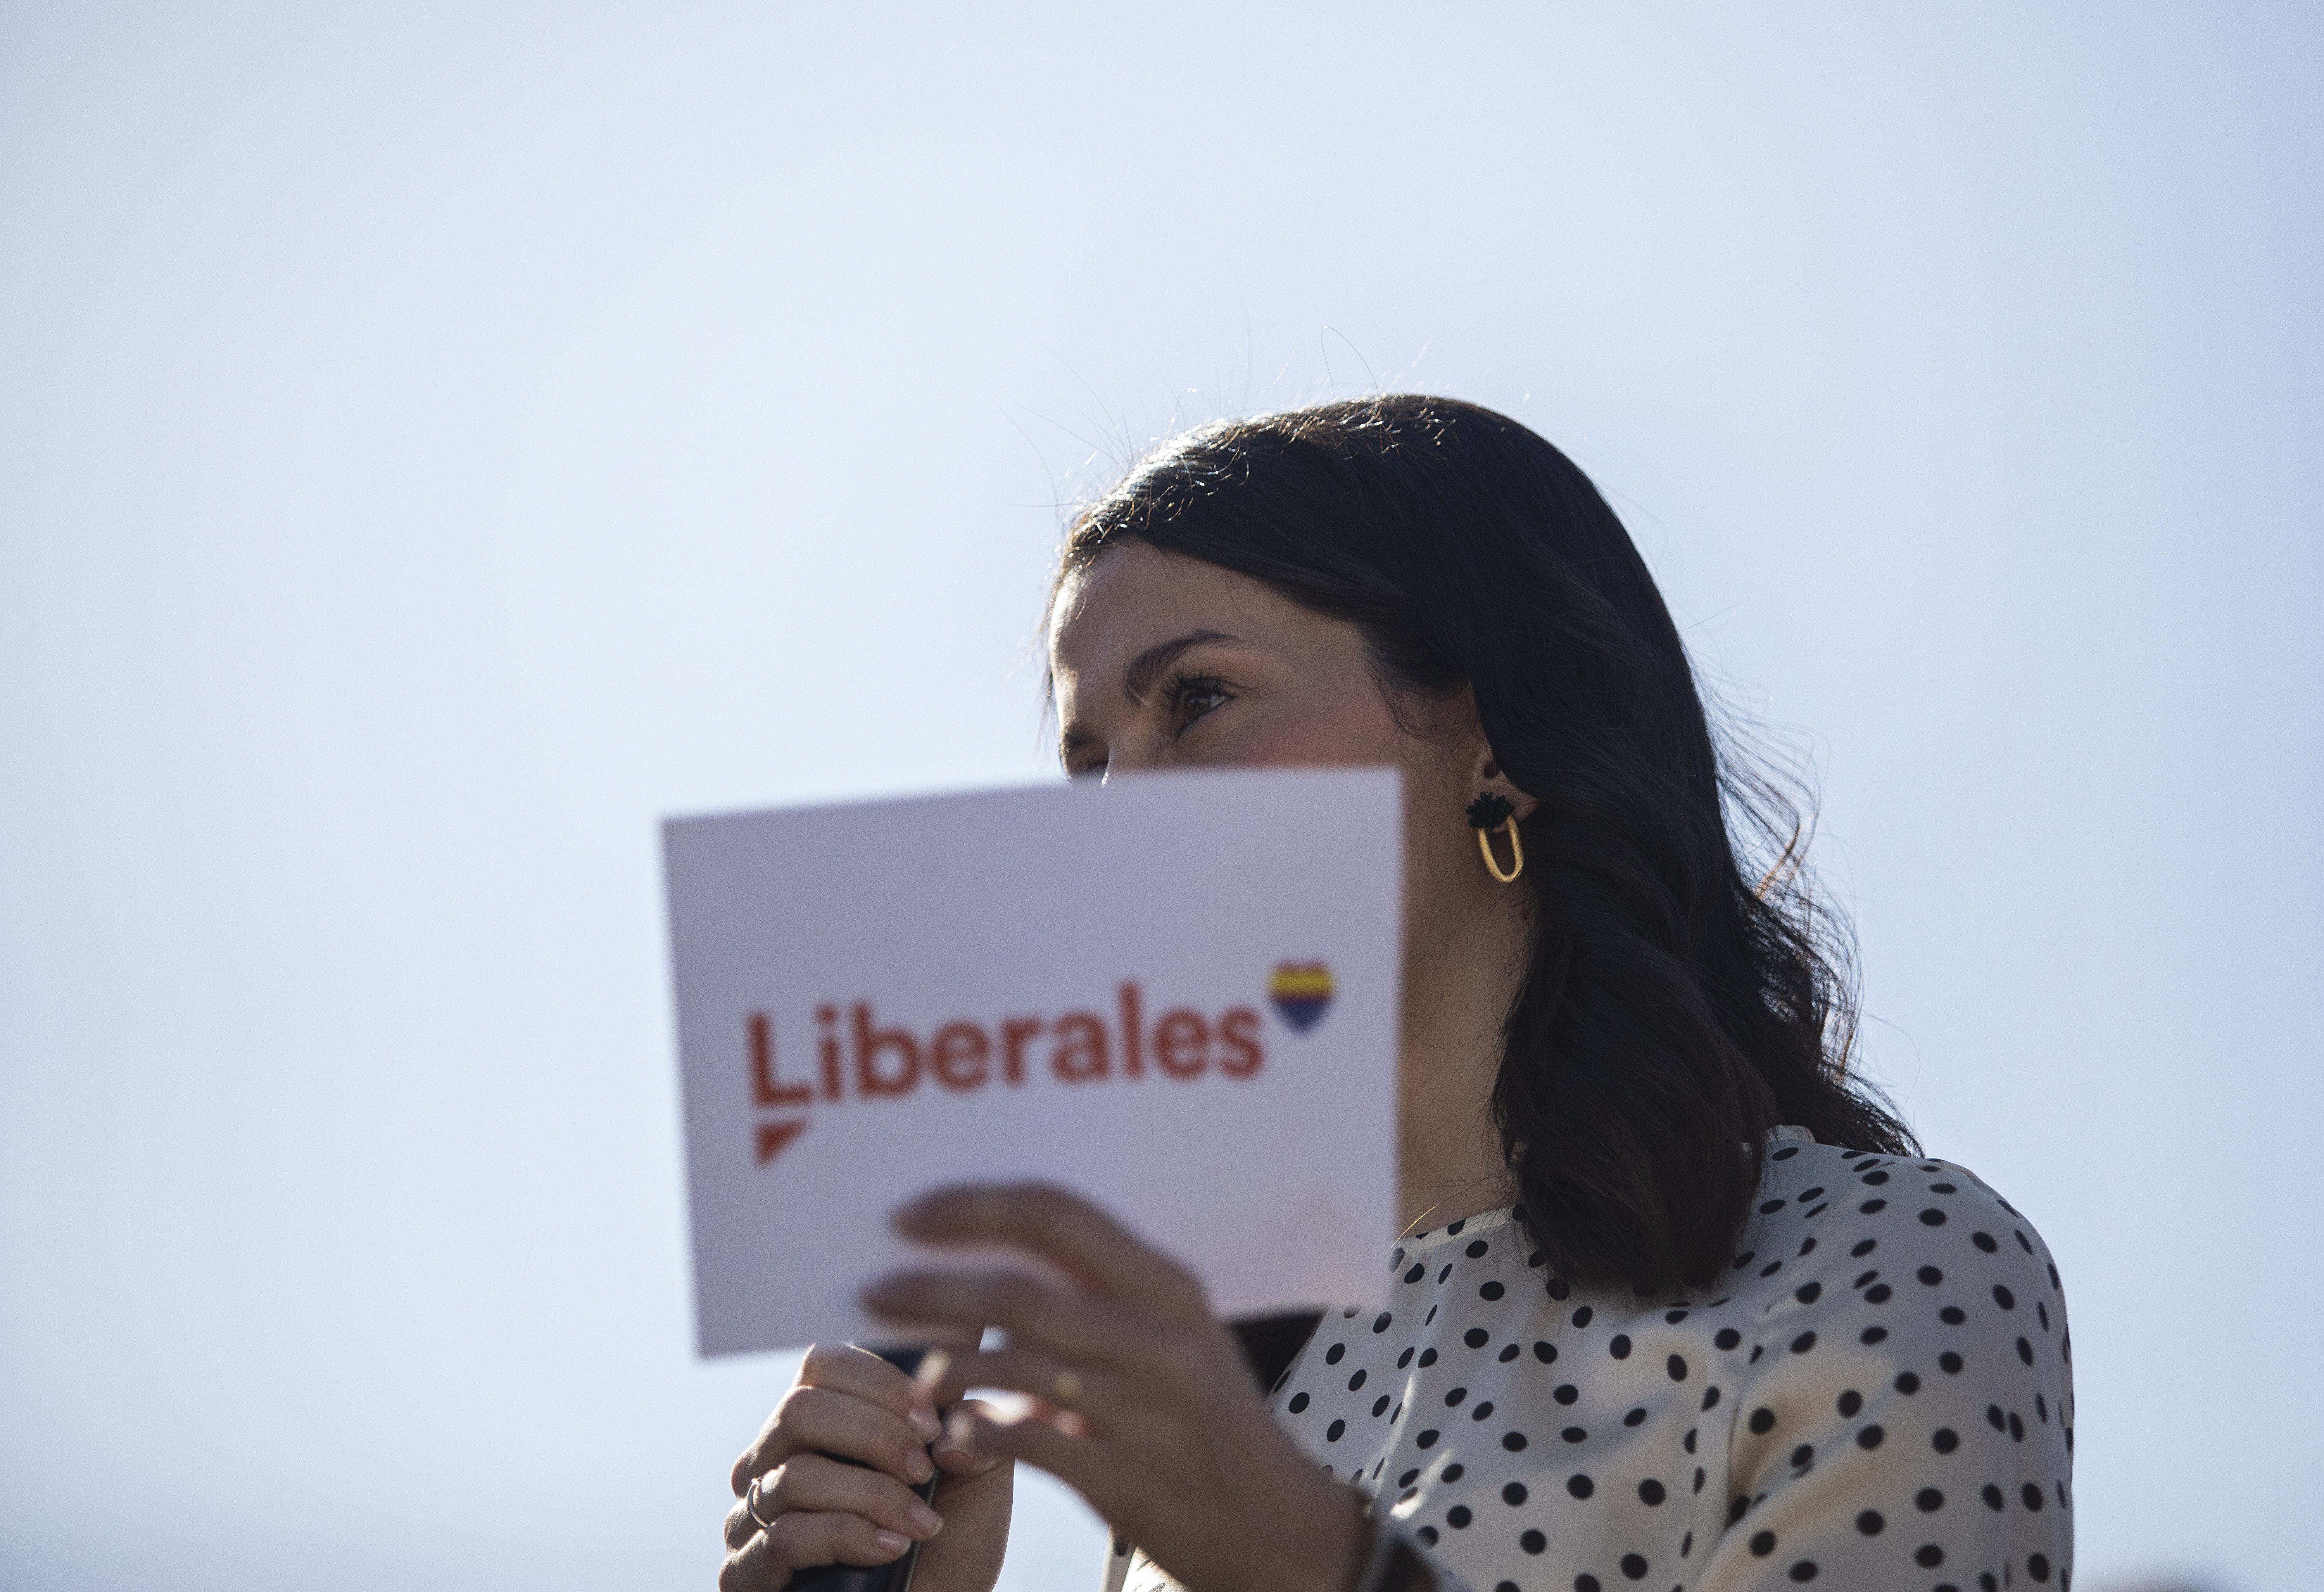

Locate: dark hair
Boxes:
[1055,395,1916,1293]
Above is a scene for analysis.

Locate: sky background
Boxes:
[2,3,2318,1590]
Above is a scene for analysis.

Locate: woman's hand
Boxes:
[863,1184,1370,1592]
[719,1342,1013,1591]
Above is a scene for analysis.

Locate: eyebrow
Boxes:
[1120,628,1250,705]
[1056,628,1255,764]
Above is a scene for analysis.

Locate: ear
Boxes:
[1466,742,1538,821]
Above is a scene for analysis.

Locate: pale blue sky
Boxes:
[2,5,2317,1590]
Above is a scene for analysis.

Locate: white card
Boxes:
[662,768,1403,1356]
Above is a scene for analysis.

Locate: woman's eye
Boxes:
[1172,678,1229,728]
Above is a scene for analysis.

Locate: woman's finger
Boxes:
[933,1401,1102,1507]
[860,1266,1142,1367]
[722,1454,942,1552]
[800,1341,948,1432]
[731,1345,941,1496]
[892,1183,1210,1321]
[716,1530,791,1592]
[722,1491,765,1555]
[718,1510,912,1591]
[930,1396,1011,1477]
[919,1341,1126,1428]
[733,1385,936,1493]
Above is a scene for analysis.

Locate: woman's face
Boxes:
[1048,541,1526,992]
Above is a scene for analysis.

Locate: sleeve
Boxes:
[1693,1156,2074,1592]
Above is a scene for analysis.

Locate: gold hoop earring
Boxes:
[1464,791,1525,884]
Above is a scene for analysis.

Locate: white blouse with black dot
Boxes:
[1102,1130,2074,1592]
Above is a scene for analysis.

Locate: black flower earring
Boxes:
[1465,791,1523,883]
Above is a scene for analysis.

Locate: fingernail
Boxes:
[874,1530,908,1556]
[941,1409,977,1452]
[909,1502,943,1535]
[908,1403,943,1442]
[906,1449,934,1483]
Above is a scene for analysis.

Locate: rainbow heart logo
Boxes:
[1268,962,1335,1033]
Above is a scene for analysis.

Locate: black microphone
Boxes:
[786,1346,943,1592]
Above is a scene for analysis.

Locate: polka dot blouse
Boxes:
[1102,1130,2074,1592]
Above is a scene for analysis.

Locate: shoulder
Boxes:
[1736,1138,2070,1363]
[1746,1137,2066,1312]
[1730,1139,2073,1489]
[1689,1140,2075,1584]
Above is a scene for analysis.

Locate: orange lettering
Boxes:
[1118,981,1145,1079]
[1153,1008,1209,1078]
[749,1013,813,1105]
[816,1004,844,1100]
[931,1022,991,1090]
[1050,1011,1110,1082]
[1216,1007,1264,1077]
[853,1001,920,1097]
[1001,1017,1041,1084]
[758,991,1264,1108]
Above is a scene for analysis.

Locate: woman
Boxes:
[719,397,2074,1592]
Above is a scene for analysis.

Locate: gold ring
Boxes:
[1052,1367,1084,1405]
[745,1475,781,1532]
